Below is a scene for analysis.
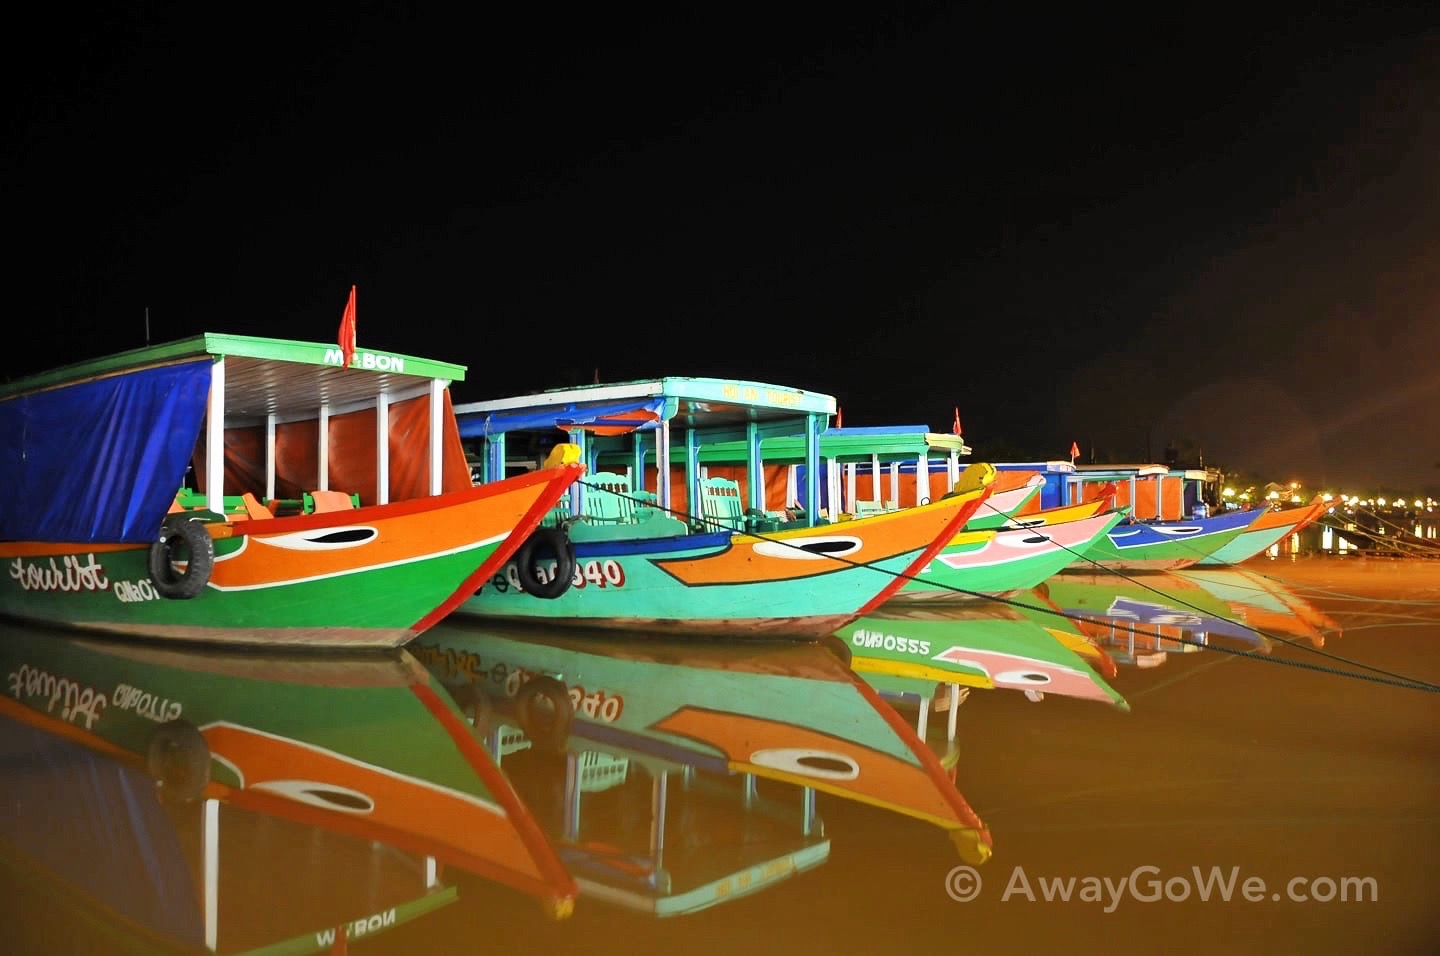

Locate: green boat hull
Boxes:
[898,511,1126,601]
[0,539,500,647]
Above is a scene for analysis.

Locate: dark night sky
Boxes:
[8,4,1440,492]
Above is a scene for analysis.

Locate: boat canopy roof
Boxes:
[801,425,970,462]
[1072,463,1170,479]
[0,333,467,543]
[629,424,970,467]
[454,376,836,440]
[0,332,466,424]
[995,460,1076,474]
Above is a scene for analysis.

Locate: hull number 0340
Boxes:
[500,558,627,593]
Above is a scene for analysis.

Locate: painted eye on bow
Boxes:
[251,779,376,813]
[993,670,1050,686]
[748,747,860,781]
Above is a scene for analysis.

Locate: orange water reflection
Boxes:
[1,556,1436,954]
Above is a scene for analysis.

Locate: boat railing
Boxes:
[171,487,359,520]
[545,472,688,541]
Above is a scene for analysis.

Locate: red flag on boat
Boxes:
[952,407,962,436]
[836,407,843,428]
[338,285,357,369]
[1070,441,1080,461]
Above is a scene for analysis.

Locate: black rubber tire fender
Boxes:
[513,527,576,600]
[514,676,574,752]
[452,681,495,738]
[147,518,215,600]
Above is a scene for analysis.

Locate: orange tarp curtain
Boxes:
[194,391,472,504]
[1159,476,1184,521]
[635,464,694,517]
[1080,480,1133,511]
[764,465,789,510]
[1132,479,1158,520]
[847,464,952,509]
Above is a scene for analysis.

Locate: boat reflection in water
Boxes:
[0,624,576,953]
[411,620,992,917]
[1175,566,1342,648]
[1031,568,1339,669]
[833,603,1128,753]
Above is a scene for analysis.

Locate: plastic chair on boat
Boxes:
[235,492,275,521]
[698,477,745,531]
[305,490,359,513]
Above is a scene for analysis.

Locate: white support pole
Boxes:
[376,391,391,504]
[563,752,581,841]
[658,419,673,511]
[317,404,331,491]
[205,359,225,514]
[204,798,219,952]
[650,772,669,865]
[946,684,960,742]
[264,414,277,502]
[428,380,444,495]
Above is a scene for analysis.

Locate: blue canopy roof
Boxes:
[457,398,667,439]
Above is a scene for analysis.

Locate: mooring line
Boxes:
[570,481,1440,693]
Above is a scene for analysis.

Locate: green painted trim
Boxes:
[576,842,829,916]
[601,431,966,467]
[459,376,835,417]
[238,886,458,955]
[0,332,465,400]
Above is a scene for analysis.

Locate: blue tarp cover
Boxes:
[0,359,212,543]
[0,717,204,947]
[457,398,666,438]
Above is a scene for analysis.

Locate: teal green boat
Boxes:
[455,381,992,639]
[611,423,1116,601]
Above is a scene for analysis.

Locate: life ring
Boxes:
[147,518,215,600]
[514,676,573,752]
[146,719,211,803]
[513,527,575,600]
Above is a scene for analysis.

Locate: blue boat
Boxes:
[995,461,1266,570]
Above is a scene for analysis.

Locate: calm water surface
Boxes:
[2,555,1436,955]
